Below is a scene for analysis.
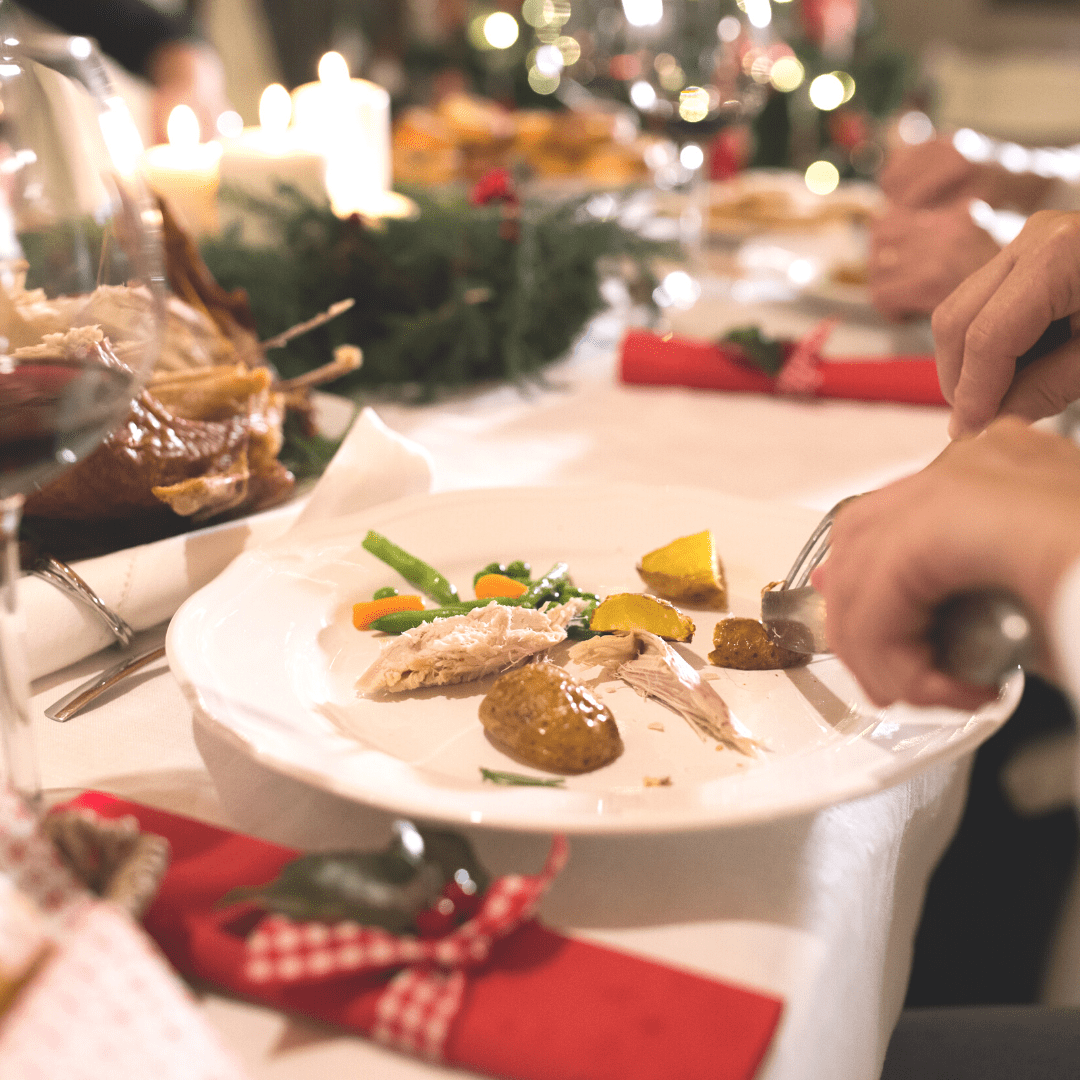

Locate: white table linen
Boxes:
[22,407,433,682]
[26,297,969,1080]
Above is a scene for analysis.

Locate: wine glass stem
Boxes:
[0,494,42,812]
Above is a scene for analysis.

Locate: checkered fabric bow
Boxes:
[243,834,569,1061]
[775,318,835,397]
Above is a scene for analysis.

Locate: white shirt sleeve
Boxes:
[1050,555,1080,707]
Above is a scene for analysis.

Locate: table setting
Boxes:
[0,5,1038,1079]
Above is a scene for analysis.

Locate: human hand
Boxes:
[147,40,230,145]
[878,136,1053,212]
[812,418,1080,709]
[870,201,1001,320]
[932,209,1080,438]
[878,137,983,209]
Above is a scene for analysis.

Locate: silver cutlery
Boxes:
[761,497,1035,686]
[28,553,134,646]
[45,645,167,723]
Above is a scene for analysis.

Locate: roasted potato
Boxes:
[637,529,728,609]
[590,593,695,642]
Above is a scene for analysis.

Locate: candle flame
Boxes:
[259,83,292,135]
[317,51,350,87]
[167,104,201,148]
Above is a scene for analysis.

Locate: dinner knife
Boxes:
[761,586,1036,687]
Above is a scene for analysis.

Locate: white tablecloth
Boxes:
[26,295,966,1080]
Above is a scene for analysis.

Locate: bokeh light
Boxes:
[556,36,581,66]
[953,127,993,163]
[528,67,560,94]
[622,0,663,28]
[805,159,840,194]
[654,270,701,309]
[743,0,772,28]
[216,110,244,139]
[534,44,564,76]
[769,56,804,92]
[522,0,550,27]
[678,86,710,122]
[808,73,845,111]
[717,15,742,41]
[680,143,705,170]
[897,110,933,145]
[484,11,520,49]
[629,80,658,110]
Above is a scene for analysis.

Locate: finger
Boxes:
[998,336,1080,422]
[947,263,1064,437]
[932,247,1018,404]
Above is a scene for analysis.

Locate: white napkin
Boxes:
[24,407,433,682]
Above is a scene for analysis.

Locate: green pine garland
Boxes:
[199,184,668,399]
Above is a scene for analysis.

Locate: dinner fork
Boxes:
[761,496,1036,687]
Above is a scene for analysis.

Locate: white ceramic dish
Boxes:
[167,484,1020,835]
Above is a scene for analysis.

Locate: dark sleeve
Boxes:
[18,0,201,76]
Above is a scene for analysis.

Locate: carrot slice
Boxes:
[474,573,529,600]
[353,594,425,629]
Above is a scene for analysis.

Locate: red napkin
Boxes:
[620,329,949,406]
[68,793,783,1080]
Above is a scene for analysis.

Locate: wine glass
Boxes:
[0,22,163,808]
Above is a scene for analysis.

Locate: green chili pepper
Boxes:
[362,531,459,606]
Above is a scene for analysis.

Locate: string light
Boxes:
[770,56,804,92]
[484,12,520,49]
[805,160,839,194]
[808,74,845,111]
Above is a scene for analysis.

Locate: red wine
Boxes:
[0,348,136,499]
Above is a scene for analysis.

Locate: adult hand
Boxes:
[870,201,1000,320]
[878,138,983,209]
[932,209,1080,438]
[812,418,1080,709]
[878,136,1053,211]
[147,40,230,145]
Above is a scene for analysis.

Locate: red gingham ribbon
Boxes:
[243,834,569,1060]
[775,318,835,397]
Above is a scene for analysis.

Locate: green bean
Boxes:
[361,531,459,606]
[472,559,532,586]
[518,562,570,607]
[369,598,522,633]
[372,586,398,600]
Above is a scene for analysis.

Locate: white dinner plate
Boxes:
[167,484,1020,835]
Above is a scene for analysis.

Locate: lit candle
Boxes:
[291,53,412,219]
[140,105,222,236]
[216,84,329,238]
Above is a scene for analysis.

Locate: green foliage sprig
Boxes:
[200,185,666,399]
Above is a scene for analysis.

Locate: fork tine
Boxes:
[783,495,861,590]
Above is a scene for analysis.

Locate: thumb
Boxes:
[999,337,1080,423]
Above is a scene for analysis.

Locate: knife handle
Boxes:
[929,590,1035,687]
